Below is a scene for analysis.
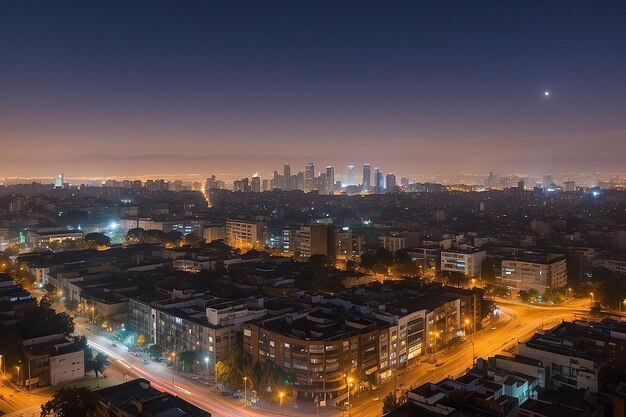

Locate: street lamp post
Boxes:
[170,352,176,385]
[279,391,284,414]
[243,376,248,407]
[346,375,353,417]
[15,365,20,385]
[590,292,594,304]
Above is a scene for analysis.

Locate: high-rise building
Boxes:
[54,173,64,188]
[346,165,355,186]
[251,175,261,192]
[386,173,396,192]
[305,163,315,191]
[564,181,575,192]
[317,172,327,194]
[284,164,291,190]
[543,174,553,190]
[362,164,371,191]
[375,168,384,193]
[326,166,334,193]
[262,179,269,192]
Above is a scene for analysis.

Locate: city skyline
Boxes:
[2,1,626,177]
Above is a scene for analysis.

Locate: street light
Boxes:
[170,352,176,385]
[347,376,353,416]
[243,376,248,407]
[15,365,20,385]
[279,391,285,414]
[590,292,594,304]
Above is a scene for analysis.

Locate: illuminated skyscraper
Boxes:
[54,173,64,188]
[386,173,396,192]
[251,175,261,193]
[375,168,384,193]
[284,164,292,190]
[362,164,371,191]
[326,166,334,193]
[346,165,355,186]
[305,162,315,190]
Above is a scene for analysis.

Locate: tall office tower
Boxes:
[542,174,553,190]
[386,173,396,192]
[262,179,269,192]
[375,168,384,193]
[346,165,355,186]
[326,166,335,193]
[54,173,64,188]
[318,173,327,194]
[305,163,315,190]
[400,177,409,188]
[362,164,371,191]
[251,175,261,193]
[284,164,292,190]
[296,171,305,191]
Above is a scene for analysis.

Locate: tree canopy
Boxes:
[40,386,104,417]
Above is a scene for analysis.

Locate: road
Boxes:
[5,296,590,417]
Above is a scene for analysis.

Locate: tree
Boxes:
[382,393,401,414]
[73,335,94,375]
[164,231,184,247]
[19,301,74,339]
[146,344,164,360]
[309,254,328,268]
[215,360,231,384]
[481,257,500,284]
[178,350,196,372]
[40,386,104,417]
[141,230,166,244]
[89,352,111,387]
[84,232,111,248]
[440,271,469,288]
[182,233,201,248]
[346,259,358,272]
[136,334,146,349]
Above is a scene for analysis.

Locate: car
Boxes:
[143,359,149,364]
[191,375,200,380]
[220,391,230,396]
[373,397,380,402]
[111,343,117,347]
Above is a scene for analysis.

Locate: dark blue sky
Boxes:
[1,1,625,177]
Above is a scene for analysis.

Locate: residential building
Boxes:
[441,249,486,277]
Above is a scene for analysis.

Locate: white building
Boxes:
[225,219,267,249]
[440,250,486,277]
[500,254,567,293]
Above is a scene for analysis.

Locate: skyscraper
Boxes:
[326,166,335,193]
[54,173,64,188]
[386,173,396,192]
[305,163,315,191]
[362,164,371,191]
[346,165,355,186]
[251,175,261,192]
[284,164,292,190]
[375,168,384,193]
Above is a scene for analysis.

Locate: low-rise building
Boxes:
[22,333,84,387]
[96,378,211,417]
[500,253,567,293]
[441,249,486,277]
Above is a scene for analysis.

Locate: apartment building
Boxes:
[225,219,267,249]
[500,254,567,293]
[129,292,266,378]
[441,249,486,277]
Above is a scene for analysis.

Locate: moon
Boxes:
[544,91,550,97]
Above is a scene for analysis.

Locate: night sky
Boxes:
[1,1,626,178]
